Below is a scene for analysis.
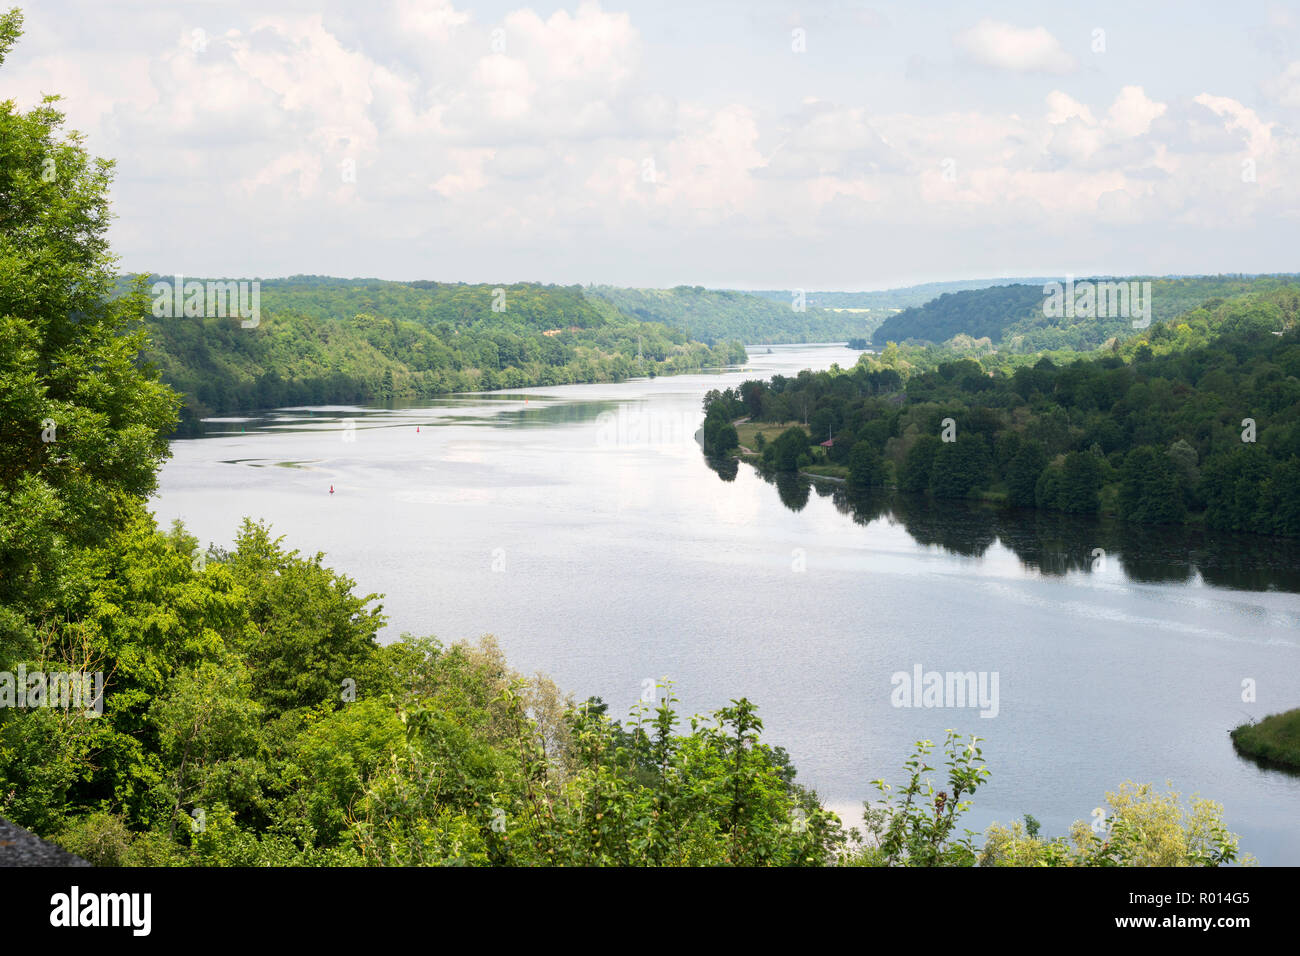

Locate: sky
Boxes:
[5,0,1300,289]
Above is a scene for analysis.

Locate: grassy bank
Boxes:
[729,420,848,480]
[735,420,805,452]
[1231,708,1300,770]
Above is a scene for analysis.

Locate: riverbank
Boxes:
[732,420,850,483]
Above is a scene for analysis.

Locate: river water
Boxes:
[152,344,1300,864]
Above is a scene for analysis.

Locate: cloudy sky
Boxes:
[6,1,1300,288]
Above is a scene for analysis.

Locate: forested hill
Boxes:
[130,276,746,434]
[872,275,1300,351]
[743,279,1052,312]
[585,285,880,344]
[709,284,1300,537]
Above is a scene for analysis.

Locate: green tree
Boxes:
[899,435,941,493]
[0,7,178,656]
[224,519,386,717]
[1119,446,1186,524]
[848,440,886,487]
[763,426,809,472]
[149,658,263,840]
[1006,441,1047,508]
[929,435,992,499]
[1057,451,1104,514]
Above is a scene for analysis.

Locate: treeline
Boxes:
[743,279,1041,311]
[132,277,745,435]
[707,286,1300,536]
[872,275,1299,351]
[586,284,878,344]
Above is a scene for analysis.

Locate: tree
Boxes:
[1119,446,1186,524]
[929,435,991,499]
[1202,446,1274,532]
[1055,451,1104,514]
[1006,441,1047,508]
[848,441,885,487]
[0,7,178,656]
[223,519,386,717]
[709,422,738,455]
[702,405,739,456]
[899,435,940,493]
[739,379,767,418]
[149,659,263,840]
[763,426,809,472]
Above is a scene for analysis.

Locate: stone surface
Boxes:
[0,817,90,867]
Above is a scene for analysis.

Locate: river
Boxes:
[152,344,1300,864]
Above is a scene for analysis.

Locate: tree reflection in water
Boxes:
[750,468,1300,593]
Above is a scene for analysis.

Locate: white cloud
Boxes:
[954,19,1078,74]
[1193,93,1275,158]
[1107,86,1166,137]
[1262,61,1300,108]
[1046,91,1096,126]
[5,1,1300,283]
[394,0,470,44]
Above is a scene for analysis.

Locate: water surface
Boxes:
[153,344,1300,863]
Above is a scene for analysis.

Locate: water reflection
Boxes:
[704,456,739,482]
[1233,749,1300,779]
[774,472,811,511]
[752,471,1300,593]
[197,396,629,434]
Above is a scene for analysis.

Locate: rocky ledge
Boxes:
[0,818,90,867]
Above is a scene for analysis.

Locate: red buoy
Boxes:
[329,485,334,495]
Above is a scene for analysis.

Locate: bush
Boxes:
[1231,708,1300,769]
[979,782,1251,866]
[55,812,185,867]
[848,731,990,867]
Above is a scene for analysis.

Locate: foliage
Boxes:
[762,426,811,472]
[705,284,1300,534]
[1230,708,1300,770]
[587,285,879,345]
[746,279,1037,313]
[848,731,990,866]
[872,276,1296,351]
[979,782,1252,867]
[0,6,179,658]
[135,276,746,435]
